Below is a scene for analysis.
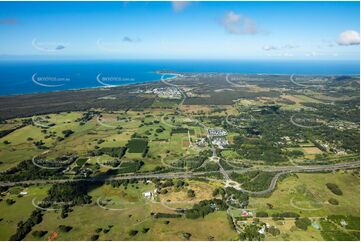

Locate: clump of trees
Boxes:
[187,189,195,198]
[142,228,150,233]
[326,183,343,196]
[46,182,92,205]
[212,187,226,198]
[295,217,311,230]
[76,111,99,125]
[272,212,300,219]
[90,234,99,241]
[10,209,43,240]
[185,199,227,219]
[31,230,47,238]
[239,224,265,241]
[6,198,15,205]
[0,160,63,182]
[128,229,138,236]
[62,129,74,138]
[181,232,192,240]
[267,226,280,236]
[256,211,269,218]
[33,140,47,149]
[153,213,181,219]
[58,225,73,232]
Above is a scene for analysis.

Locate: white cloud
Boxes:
[172,1,191,12]
[262,44,298,51]
[262,45,278,51]
[337,30,360,46]
[221,11,258,35]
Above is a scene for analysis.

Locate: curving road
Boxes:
[0,162,359,194]
[225,161,360,195]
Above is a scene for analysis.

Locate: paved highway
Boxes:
[0,162,359,195]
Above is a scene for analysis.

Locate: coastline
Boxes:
[0,71,359,98]
[0,72,183,98]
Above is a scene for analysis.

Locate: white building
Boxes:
[208,128,228,137]
[143,191,152,199]
[212,137,229,149]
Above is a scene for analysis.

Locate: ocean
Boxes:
[0,59,359,96]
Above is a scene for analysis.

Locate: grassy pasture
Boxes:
[25,181,236,241]
[0,185,51,240]
[248,171,360,218]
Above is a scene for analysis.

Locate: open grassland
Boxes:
[262,218,323,241]
[158,180,220,208]
[248,171,360,217]
[27,207,237,241]
[25,182,236,241]
[0,185,51,240]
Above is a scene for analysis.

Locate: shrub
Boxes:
[328,198,339,205]
[31,230,47,238]
[153,213,181,219]
[90,234,99,241]
[187,189,196,198]
[326,183,343,196]
[181,232,192,240]
[272,212,299,218]
[239,224,265,241]
[185,199,227,219]
[295,217,311,230]
[128,230,138,236]
[6,198,15,205]
[267,226,280,236]
[256,211,269,217]
[58,225,73,232]
[62,129,74,138]
[9,210,43,240]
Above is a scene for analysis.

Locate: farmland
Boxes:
[0,73,359,240]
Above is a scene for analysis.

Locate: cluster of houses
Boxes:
[208,128,228,137]
[314,139,346,154]
[143,182,158,200]
[208,128,229,149]
[195,138,207,147]
[212,137,229,149]
[131,87,182,99]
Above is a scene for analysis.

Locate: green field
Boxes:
[23,182,237,241]
[0,185,51,240]
[248,171,360,217]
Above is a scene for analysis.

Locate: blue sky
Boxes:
[0,1,359,60]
